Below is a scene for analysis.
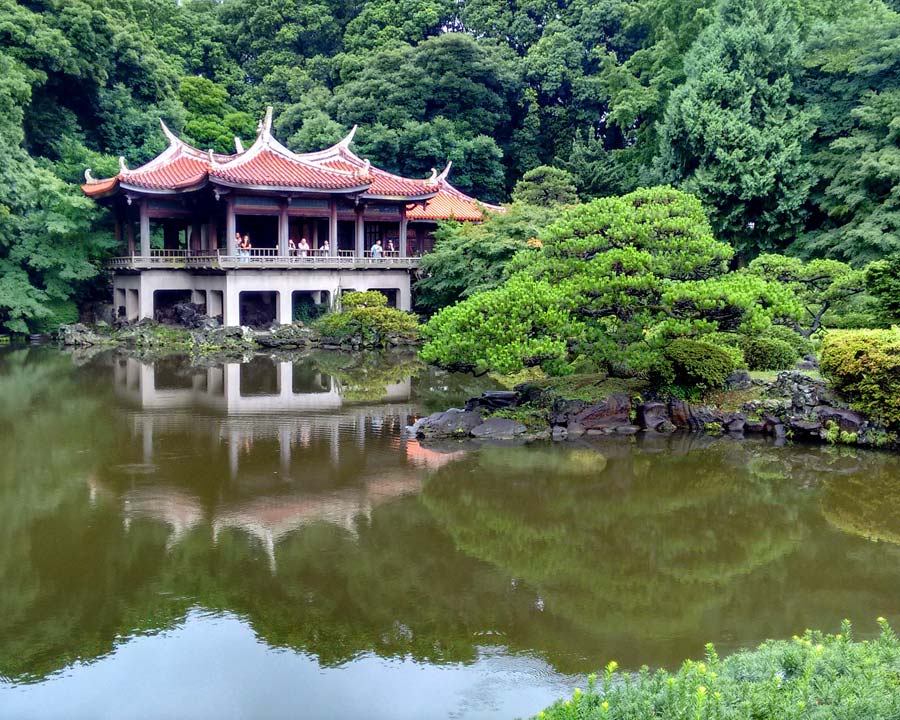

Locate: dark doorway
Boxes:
[236,215,278,249]
[239,291,277,328]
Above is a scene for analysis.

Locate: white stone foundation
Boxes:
[112,268,413,326]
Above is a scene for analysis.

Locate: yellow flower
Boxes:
[877,616,887,624]
[697,686,707,696]
[573,688,582,699]
[601,701,610,712]
[698,662,707,674]
[606,660,619,674]
[815,644,824,654]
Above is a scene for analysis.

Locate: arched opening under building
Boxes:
[153,289,193,323]
[292,290,330,322]
[239,291,278,327]
[370,288,399,308]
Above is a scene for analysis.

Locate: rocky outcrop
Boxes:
[58,323,112,347]
[412,409,484,439]
[470,417,527,439]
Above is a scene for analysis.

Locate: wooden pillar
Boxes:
[226,198,236,256]
[399,208,408,258]
[208,215,218,251]
[139,200,151,256]
[126,220,135,256]
[329,199,338,256]
[191,220,202,252]
[355,205,365,258]
[278,201,289,256]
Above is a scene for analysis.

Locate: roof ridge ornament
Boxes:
[84,168,98,184]
[425,167,438,186]
[436,161,452,184]
[159,119,181,147]
[259,106,274,139]
[354,158,372,181]
[338,125,358,149]
[235,136,244,153]
[208,148,215,166]
[118,156,129,174]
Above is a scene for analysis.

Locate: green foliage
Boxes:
[536,621,900,720]
[511,166,579,206]
[746,253,868,336]
[656,0,813,255]
[313,291,419,347]
[422,187,800,385]
[414,202,553,312]
[866,255,900,324]
[664,338,736,389]
[740,336,798,371]
[820,328,900,427]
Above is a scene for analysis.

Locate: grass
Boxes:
[530,374,650,404]
[535,619,900,720]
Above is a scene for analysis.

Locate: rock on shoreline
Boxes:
[412,371,896,449]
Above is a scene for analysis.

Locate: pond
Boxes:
[1,348,899,719]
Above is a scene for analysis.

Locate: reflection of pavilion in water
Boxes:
[108,355,463,570]
[113,355,415,473]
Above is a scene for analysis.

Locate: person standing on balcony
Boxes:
[371,240,383,259]
[321,239,330,256]
[240,234,252,262]
[298,237,310,258]
[234,232,242,259]
[386,240,396,256]
[288,237,296,257]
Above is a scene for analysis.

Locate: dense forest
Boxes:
[0,0,899,332]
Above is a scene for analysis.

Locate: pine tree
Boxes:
[656,0,813,256]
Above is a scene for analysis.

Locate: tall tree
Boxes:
[656,0,813,255]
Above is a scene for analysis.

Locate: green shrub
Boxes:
[536,620,900,720]
[313,291,418,347]
[740,336,798,370]
[664,339,736,390]
[32,300,80,335]
[821,328,900,427]
[766,324,813,357]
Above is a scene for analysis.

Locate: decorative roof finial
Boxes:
[338,125,358,149]
[234,136,244,153]
[436,161,452,183]
[208,148,215,166]
[118,156,128,174]
[84,168,97,184]
[355,158,372,181]
[159,119,180,146]
[425,168,438,185]
[261,106,273,136]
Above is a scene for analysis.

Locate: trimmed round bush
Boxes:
[821,328,900,427]
[665,338,736,390]
[741,336,797,371]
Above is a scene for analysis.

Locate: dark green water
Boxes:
[1,348,899,720]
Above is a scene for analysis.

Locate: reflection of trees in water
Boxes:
[4,349,900,684]
[308,351,423,402]
[822,459,900,545]
[421,440,809,655]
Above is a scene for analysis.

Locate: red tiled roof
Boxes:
[80,110,499,214]
[210,147,366,190]
[407,179,505,222]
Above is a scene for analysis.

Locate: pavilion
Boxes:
[82,107,501,325]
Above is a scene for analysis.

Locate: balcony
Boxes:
[107,249,421,271]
